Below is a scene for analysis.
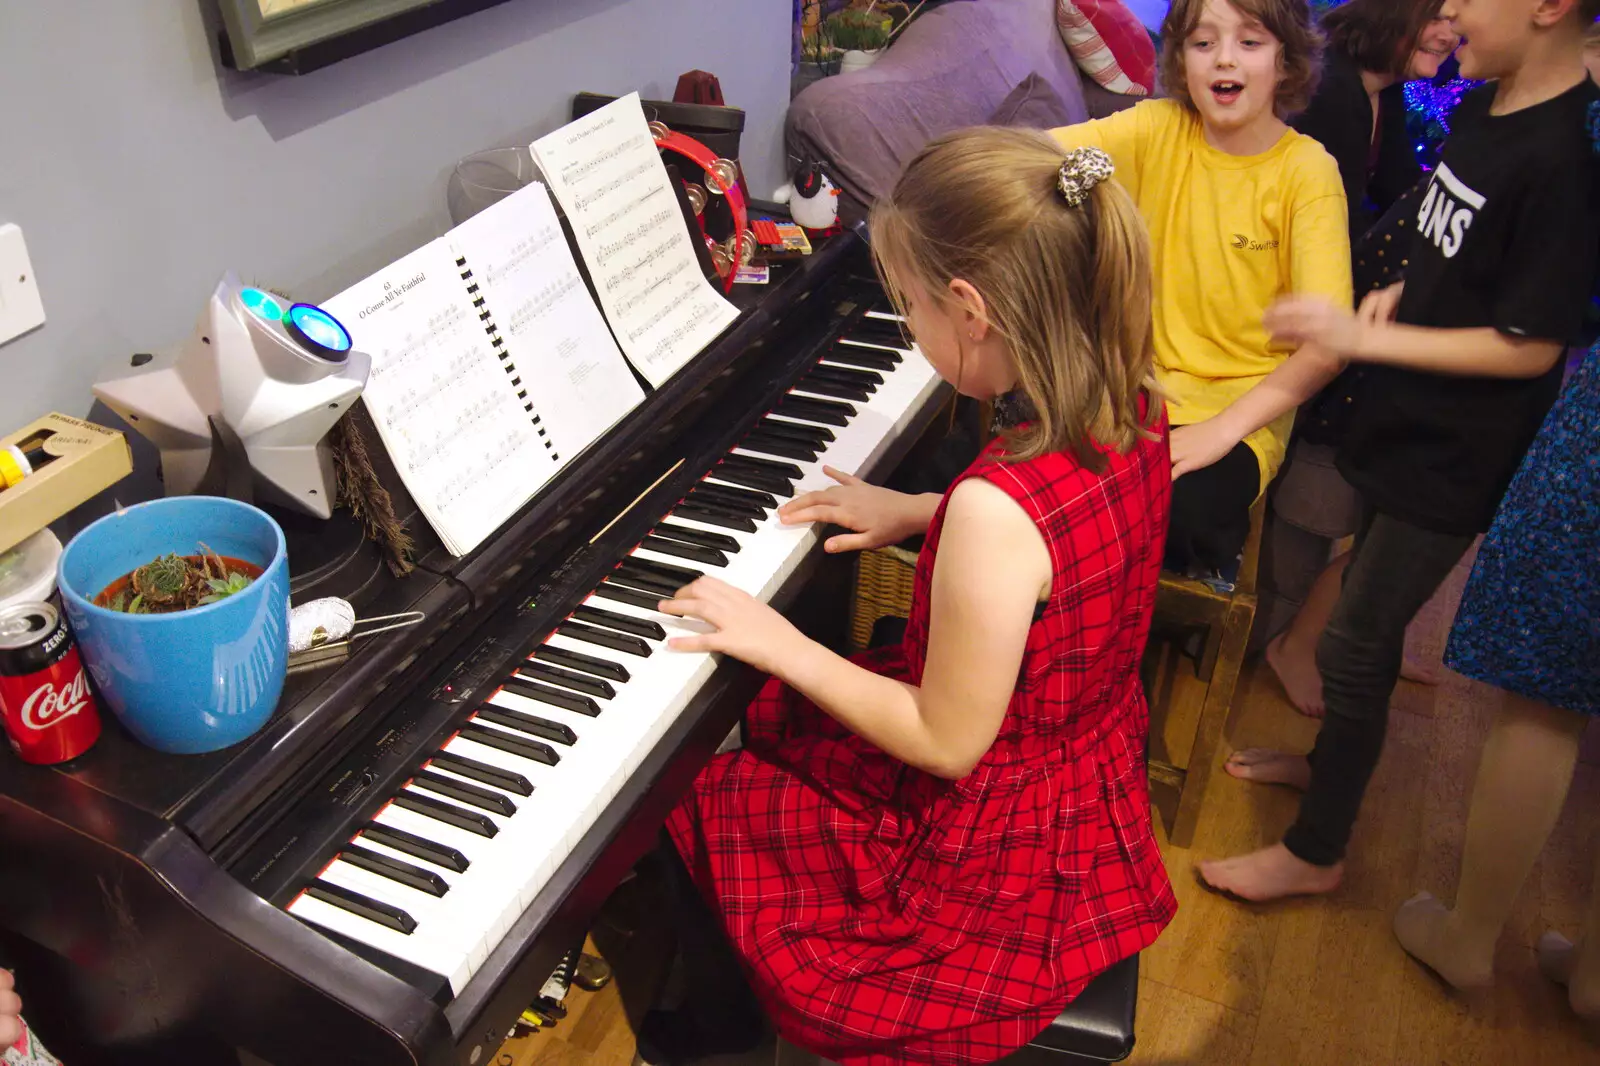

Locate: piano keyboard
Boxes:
[286,312,941,993]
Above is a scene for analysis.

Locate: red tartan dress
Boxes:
[666,414,1176,1066]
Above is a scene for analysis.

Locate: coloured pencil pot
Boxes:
[56,496,289,754]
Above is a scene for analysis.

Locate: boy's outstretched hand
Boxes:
[1,969,22,1048]
[777,466,935,553]
[660,576,807,676]
[1265,296,1362,356]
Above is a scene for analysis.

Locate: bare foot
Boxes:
[1266,633,1324,718]
[1393,892,1494,991]
[1195,843,1343,902]
[1400,653,1444,686]
[1538,930,1578,986]
[1224,748,1311,790]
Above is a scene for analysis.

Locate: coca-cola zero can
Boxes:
[0,600,101,765]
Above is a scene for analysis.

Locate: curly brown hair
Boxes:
[1160,0,1323,118]
[1322,0,1445,81]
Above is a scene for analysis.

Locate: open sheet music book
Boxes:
[324,182,646,555]
[530,93,740,387]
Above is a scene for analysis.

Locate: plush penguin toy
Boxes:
[789,161,841,231]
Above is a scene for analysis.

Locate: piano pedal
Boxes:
[575,952,614,991]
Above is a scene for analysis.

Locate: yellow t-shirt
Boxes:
[1052,100,1352,491]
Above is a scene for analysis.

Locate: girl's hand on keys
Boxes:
[776,466,934,552]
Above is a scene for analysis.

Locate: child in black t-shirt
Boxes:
[1195,0,1600,903]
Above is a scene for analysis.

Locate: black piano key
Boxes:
[823,344,898,372]
[797,374,870,402]
[306,879,417,935]
[757,415,834,445]
[593,580,672,612]
[460,721,561,765]
[411,770,517,817]
[476,705,578,746]
[557,619,653,658]
[607,567,682,600]
[574,603,667,640]
[499,675,603,717]
[776,394,856,427]
[685,489,765,521]
[654,522,743,553]
[533,644,631,683]
[393,790,500,838]
[810,362,883,389]
[428,751,533,797]
[674,503,759,532]
[845,317,911,347]
[694,480,778,512]
[362,822,470,873]
[736,434,818,463]
[517,660,615,700]
[722,453,805,481]
[624,555,703,585]
[710,464,794,496]
[340,844,451,897]
[639,535,728,568]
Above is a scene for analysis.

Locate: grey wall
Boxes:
[0,0,792,432]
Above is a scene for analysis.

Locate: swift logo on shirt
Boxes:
[1231,233,1280,252]
[1416,163,1486,258]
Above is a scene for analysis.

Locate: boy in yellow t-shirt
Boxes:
[1053,0,1351,575]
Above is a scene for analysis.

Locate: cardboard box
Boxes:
[0,413,132,554]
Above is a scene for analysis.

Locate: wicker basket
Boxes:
[847,545,919,651]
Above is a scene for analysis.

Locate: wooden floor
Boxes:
[492,549,1600,1066]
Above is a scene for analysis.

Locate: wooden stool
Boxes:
[1142,498,1265,848]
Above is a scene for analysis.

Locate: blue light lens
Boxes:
[287,303,352,353]
[240,287,284,322]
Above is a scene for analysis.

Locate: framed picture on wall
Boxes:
[215,0,520,74]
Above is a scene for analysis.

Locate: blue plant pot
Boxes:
[56,496,289,755]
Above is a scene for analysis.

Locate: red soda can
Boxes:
[0,601,101,765]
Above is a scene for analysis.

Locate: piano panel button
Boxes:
[573,603,667,640]
[306,878,418,934]
[719,453,804,482]
[823,345,897,372]
[813,361,884,386]
[653,522,744,553]
[533,643,630,683]
[428,751,534,796]
[593,579,672,612]
[736,434,818,463]
[460,721,562,765]
[362,821,471,873]
[500,674,604,716]
[341,843,452,896]
[393,789,501,838]
[692,481,778,513]
[516,660,615,700]
[557,619,653,658]
[475,705,578,746]
[757,415,834,445]
[775,395,856,427]
[638,535,728,567]
[797,374,870,402]
[411,769,518,817]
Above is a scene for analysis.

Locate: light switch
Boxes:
[0,224,45,345]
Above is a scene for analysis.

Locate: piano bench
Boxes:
[995,954,1140,1066]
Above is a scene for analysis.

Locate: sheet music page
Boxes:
[530,92,740,387]
[324,242,554,555]
[449,182,645,461]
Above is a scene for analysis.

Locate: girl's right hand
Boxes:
[1,969,23,1048]
[1357,282,1403,328]
[777,466,933,553]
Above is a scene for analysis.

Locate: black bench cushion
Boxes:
[996,953,1139,1066]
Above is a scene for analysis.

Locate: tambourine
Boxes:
[650,120,749,291]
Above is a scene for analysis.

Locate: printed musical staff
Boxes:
[530,92,738,388]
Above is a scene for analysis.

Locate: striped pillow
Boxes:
[1055,0,1156,97]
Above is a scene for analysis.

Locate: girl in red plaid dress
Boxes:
[652,129,1176,1066]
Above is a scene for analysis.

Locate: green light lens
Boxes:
[240,287,284,322]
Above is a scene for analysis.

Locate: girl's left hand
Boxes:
[1264,296,1361,356]
[1170,420,1240,479]
[659,577,807,675]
